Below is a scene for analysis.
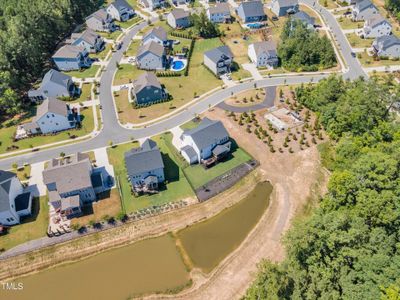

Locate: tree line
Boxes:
[0,0,101,117]
[385,0,400,21]
[244,75,400,299]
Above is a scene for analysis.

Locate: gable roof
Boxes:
[365,14,390,28]
[292,10,315,25]
[355,0,376,12]
[275,0,298,7]
[53,45,84,59]
[143,26,168,42]
[41,69,72,88]
[132,72,162,94]
[251,41,277,57]
[124,139,164,177]
[239,1,265,18]
[34,97,69,121]
[43,153,93,195]
[0,171,16,213]
[170,8,189,20]
[70,29,100,46]
[183,118,229,150]
[375,35,400,50]
[209,3,230,14]
[86,8,109,22]
[0,170,16,184]
[137,41,165,58]
[204,45,233,63]
[109,0,133,11]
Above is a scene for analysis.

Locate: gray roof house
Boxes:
[237,1,267,23]
[107,0,135,22]
[248,41,279,68]
[179,118,231,164]
[362,15,392,38]
[131,72,167,105]
[352,0,378,21]
[124,139,165,192]
[0,170,32,226]
[139,0,166,11]
[203,45,234,77]
[28,69,79,103]
[69,29,105,54]
[167,9,191,29]
[85,8,116,32]
[142,26,168,46]
[271,0,299,17]
[52,45,91,71]
[43,153,101,218]
[207,3,231,23]
[372,35,400,58]
[291,10,315,29]
[136,41,167,70]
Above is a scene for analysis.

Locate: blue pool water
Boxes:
[172,60,185,71]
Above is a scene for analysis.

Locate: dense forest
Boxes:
[244,76,400,299]
[0,0,101,116]
[385,0,400,21]
[278,20,337,72]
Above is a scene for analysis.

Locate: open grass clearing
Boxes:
[357,51,400,67]
[346,33,373,48]
[98,30,123,41]
[114,64,145,85]
[63,65,100,79]
[225,88,266,107]
[91,43,112,61]
[116,16,142,29]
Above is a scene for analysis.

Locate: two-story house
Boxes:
[136,41,167,70]
[236,1,267,23]
[28,69,79,103]
[125,139,165,193]
[142,26,168,46]
[139,0,166,11]
[68,29,105,54]
[291,10,315,30]
[361,15,392,38]
[167,9,191,29]
[0,170,32,226]
[248,41,279,68]
[131,72,167,105]
[207,3,231,23]
[52,45,91,71]
[352,0,378,21]
[271,0,299,17]
[86,9,116,32]
[107,0,135,22]
[372,35,400,58]
[179,118,231,164]
[204,45,233,77]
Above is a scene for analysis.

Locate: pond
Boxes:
[177,181,272,273]
[1,235,190,300]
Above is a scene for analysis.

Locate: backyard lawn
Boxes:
[63,65,100,79]
[107,133,195,213]
[346,33,373,48]
[0,196,48,252]
[114,64,145,85]
[91,43,112,61]
[116,16,142,29]
[125,39,141,56]
[98,30,123,41]
[73,83,92,103]
[338,16,363,30]
[357,51,400,67]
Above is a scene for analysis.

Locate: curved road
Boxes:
[0,2,366,170]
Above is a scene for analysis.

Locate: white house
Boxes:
[179,118,231,164]
[248,41,279,68]
[69,29,105,54]
[352,0,378,21]
[142,26,168,46]
[207,3,231,23]
[85,9,116,32]
[139,0,166,11]
[361,15,392,38]
[203,45,233,77]
[271,0,299,17]
[0,171,32,226]
[136,41,167,70]
[372,35,400,58]
[107,0,135,22]
[167,9,191,29]
[52,45,91,71]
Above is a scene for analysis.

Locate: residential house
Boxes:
[204,45,234,77]
[43,153,103,219]
[131,72,167,105]
[207,3,231,23]
[28,69,79,103]
[291,10,315,29]
[136,41,167,70]
[124,139,165,192]
[167,9,191,29]
[20,97,79,136]
[52,45,91,71]
[352,0,378,21]
[179,118,231,164]
[142,26,168,46]
[362,15,392,38]
[372,35,400,58]
[206,0,227,2]
[271,0,299,17]
[85,9,116,32]
[0,171,32,226]
[139,0,166,11]
[248,41,279,68]
[107,0,135,22]
[237,1,266,23]
[173,0,191,5]
[68,29,105,54]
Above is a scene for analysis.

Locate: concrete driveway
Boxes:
[94,147,116,189]
[242,63,263,80]
[171,126,184,151]
[27,162,46,197]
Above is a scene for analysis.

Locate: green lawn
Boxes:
[116,16,142,29]
[125,39,141,56]
[114,64,145,85]
[107,133,195,213]
[63,65,100,79]
[98,30,123,41]
[91,43,112,61]
[338,16,364,30]
[0,196,48,251]
[74,83,92,103]
[180,119,201,131]
[231,63,252,81]
[357,51,400,67]
[346,33,373,48]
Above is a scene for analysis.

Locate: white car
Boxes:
[128,57,136,63]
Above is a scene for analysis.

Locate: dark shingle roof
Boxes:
[132,72,162,94]
[109,0,133,11]
[170,8,189,20]
[125,139,164,177]
[375,35,400,50]
[292,11,315,25]
[53,45,84,58]
[0,171,16,213]
[239,1,265,18]
[183,118,229,149]
[70,29,100,46]
[355,0,376,12]
[251,41,277,57]
[209,3,230,14]
[137,41,165,58]
[143,26,168,42]
[365,14,389,28]
[42,69,72,88]
[276,0,298,7]
[34,97,69,121]
[181,145,197,159]
[0,170,16,184]
[204,46,233,63]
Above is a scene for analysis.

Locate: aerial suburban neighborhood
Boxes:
[0,0,400,299]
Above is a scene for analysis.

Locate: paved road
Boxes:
[0,2,367,170]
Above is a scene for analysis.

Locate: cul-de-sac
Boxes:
[0,0,399,299]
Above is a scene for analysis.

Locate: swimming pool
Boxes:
[170,58,187,72]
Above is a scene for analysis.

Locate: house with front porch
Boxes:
[131,72,168,105]
[204,45,233,77]
[361,15,392,38]
[107,0,135,22]
[68,29,105,54]
[52,45,91,71]
[85,9,116,32]
[248,41,279,68]
[136,41,167,70]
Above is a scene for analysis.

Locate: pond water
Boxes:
[1,235,190,300]
[177,181,272,273]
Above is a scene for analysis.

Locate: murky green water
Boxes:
[0,235,190,300]
[177,181,272,273]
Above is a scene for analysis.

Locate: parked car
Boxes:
[272,16,278,21]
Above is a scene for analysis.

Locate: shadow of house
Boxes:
[161,152,180,183]
[19,196,41,224]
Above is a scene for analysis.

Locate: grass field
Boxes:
[98,30,123,41]
[125,39,141,56]
[357,51,400,67]
[338,16,364,30]
[346,33,373,48]
[107,134,195,213]
[0,196,48,251]
[114,64,145,85]
[63,65,100,79]
[116,16,142,29]
[73,83,92,104]
[91,43,112,61]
